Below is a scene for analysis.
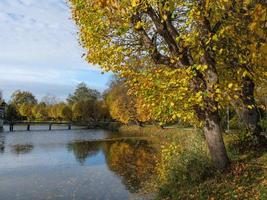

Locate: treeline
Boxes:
[4,78,266,131]
[4,83,110,122]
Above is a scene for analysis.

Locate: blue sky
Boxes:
[0,0,112,101]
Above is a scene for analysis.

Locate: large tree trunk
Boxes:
[197,50,230,170]
[193,59,230,169]
[232,76,265,143]
[203,110,230,170]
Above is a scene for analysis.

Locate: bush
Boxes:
[156,131,213,199]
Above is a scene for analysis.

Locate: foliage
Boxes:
[60,105,73,121]
[72,99,94,121]
[10,90,37,105]
[118,126,266,199]
[69,0,267,168]
[156,131,212,198]
[104,77,152,124]
[18,103,35,120]
[32,103,49,121]
[125,126,266,199]
[67,82,100,104]
[69,0,267,125]
[4,104,20,121]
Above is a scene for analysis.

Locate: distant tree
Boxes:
[61,105,73,121]
[92,100,110,121]
[5,104,20,121]
[47,103,65,121]
[11,90,37,105]
[105,78,151,125]
[67,83,100,104]
[18,104,34,121]
[67,83,102,122]
[32,103,48,121]
[72,99,95,122]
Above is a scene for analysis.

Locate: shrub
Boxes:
[156,131,213,199]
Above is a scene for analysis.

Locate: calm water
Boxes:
[0,126,157,200]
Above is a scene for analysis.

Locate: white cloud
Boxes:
[0,0,111,100]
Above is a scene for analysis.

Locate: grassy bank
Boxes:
[119,125,267,200]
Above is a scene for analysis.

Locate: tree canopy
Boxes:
[67,82,100,104]
[10,90,37,105]
[69,0,267,169]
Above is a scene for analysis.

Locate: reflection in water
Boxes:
[0,133,4,153]
[67,141,102,164]
[11,143,34,154]
[106,140,157,192]
[0,129,158,200]
[68,139,157,192]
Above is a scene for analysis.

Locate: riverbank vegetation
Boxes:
[118,125,267,199]
[155,130,267,199]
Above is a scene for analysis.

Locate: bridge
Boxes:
[5,121,118,132]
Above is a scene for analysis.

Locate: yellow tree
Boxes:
[105,79,137,124]
[69,0,230,169]
[69,0,266,169]
[104,77,152,124]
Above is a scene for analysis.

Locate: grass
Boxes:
[119,125,267,200]
[171,149,267,200]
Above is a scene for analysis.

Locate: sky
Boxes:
[0,0,112,101]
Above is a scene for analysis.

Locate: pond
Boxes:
[0,126,157,200]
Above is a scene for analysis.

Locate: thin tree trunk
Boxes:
[203,110,230,170]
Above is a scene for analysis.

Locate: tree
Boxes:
[104,78,151,124]
[61,105,73,121]
[32,103,48,121]
[47,103,65,121]
[11,90,37,105]
[67,83,102,122]
[67,82,100,104]
[5,104,20,121]
[105,79,136,124]
[92,100,110,121]
[72,100,95,122]
[200,1,267,140]
[69,0,236,169]
[18,103,34,120]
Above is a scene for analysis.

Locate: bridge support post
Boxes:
[9,124,13,132]
[49,124,52,131]
[68,124,71,130]
[27,124,30,131]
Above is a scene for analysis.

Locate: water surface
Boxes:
[0,127,157,200]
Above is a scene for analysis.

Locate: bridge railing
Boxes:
[5,121,118,132]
